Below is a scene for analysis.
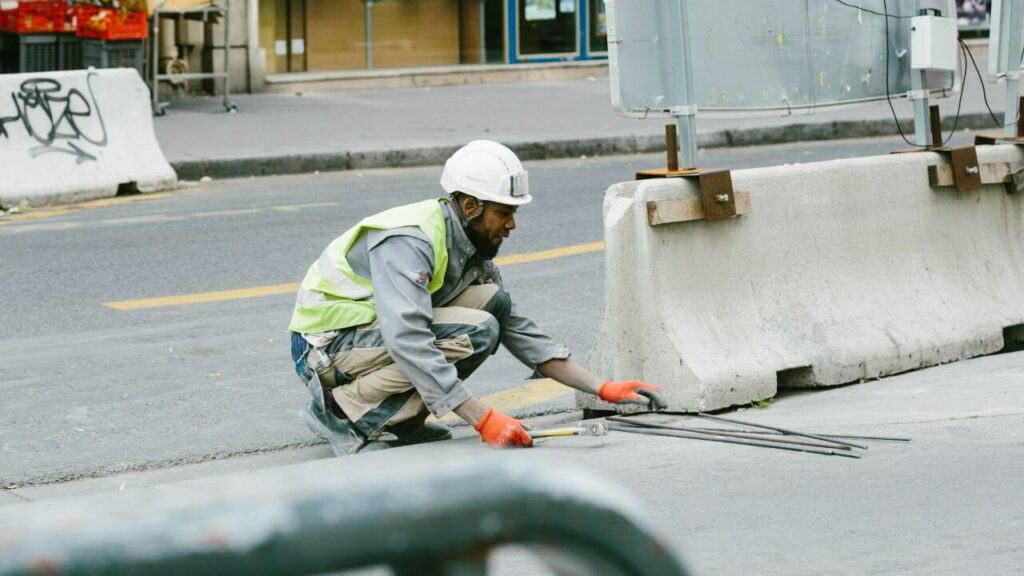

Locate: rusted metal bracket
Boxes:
[645,189,752,226]
[892,105,983,192]
[636,124,745,225]
[894,145,983,192]
[971,97,1024,194]
[928,161,1011,189]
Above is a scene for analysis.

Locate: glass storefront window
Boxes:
[589,0,606,53]
[518,0,577,56]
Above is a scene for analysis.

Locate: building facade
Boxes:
[258,0,608,75]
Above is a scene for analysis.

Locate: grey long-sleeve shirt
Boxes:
[341,200,570,417]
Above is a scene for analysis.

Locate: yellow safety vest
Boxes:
[289,199,449,334]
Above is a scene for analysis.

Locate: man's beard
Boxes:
[466,222,501,260]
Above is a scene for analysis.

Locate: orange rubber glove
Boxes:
[474,408,533,448]
[598,380,663,403]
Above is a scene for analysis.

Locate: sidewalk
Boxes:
[155,47,1014,181]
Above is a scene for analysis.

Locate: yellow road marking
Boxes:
[494,241,604,266]
[105,283,299,311]
[431,378,571,423]
[192,208,264,218]
[103,214,188,225]
[0,188,200,226]
[275,202,339,210]
[104,240,606,311]
[2,200,340,232]
[2,221,81,234]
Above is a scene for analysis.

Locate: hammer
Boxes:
[530,420,608,440]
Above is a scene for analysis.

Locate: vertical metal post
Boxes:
[671,0,698,169]
[1004,0,1023,137]
[929,104,942,147]
[1017,97,1024,137]
[909,3,933,145]
[151,8,160,114]
[479,0,487,64]
[364,0,374,70]
[910,74,932,145]
[910,1,931,147]
[246,0,258,91]
[665,124,679,171]
[222,0,231,110]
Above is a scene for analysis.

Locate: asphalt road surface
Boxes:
[0,135,979,485]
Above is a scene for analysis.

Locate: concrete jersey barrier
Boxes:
[0,69,176,207]
[580,145,1024,413]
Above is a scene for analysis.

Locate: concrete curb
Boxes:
[170,112,1000,181]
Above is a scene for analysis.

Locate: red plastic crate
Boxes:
[0,0,68,34]
[76,6,147,40]
[70,2,96,31]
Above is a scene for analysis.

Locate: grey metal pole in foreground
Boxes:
[0,455,689,576]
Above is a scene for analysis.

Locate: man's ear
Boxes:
[460,194,483,218]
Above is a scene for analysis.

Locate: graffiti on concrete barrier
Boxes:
[0,73,108,164]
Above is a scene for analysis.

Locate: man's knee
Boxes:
[451,313,500,380]
[483,288,511,328]
[474,314,501,355]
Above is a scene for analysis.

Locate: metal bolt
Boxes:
[965,166,979,175]
[715,194,730,203]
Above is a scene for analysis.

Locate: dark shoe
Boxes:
[301,401,366,456]
[387,419,452,445]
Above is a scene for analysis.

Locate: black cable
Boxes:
[827,0,974,144]
[879,0,968,147]
[959,36,1018,128]
[941,41,969,145]
[882,0,923,146]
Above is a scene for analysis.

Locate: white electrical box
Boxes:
[911,15,958,71]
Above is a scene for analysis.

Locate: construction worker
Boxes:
[289,140,661,454]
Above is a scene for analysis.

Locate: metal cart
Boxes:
[149,0,237,115]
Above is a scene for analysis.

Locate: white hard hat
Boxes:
[440,140,532,206]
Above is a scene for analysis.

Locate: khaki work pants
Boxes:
[309,283,507,440]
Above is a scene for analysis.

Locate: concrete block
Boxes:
[0,69,177,207]
[581,145,1024,413]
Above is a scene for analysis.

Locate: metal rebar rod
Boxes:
[606,423,861,459]
[605,416,851,450]
[694,413,868,450]
[680,426,911,443]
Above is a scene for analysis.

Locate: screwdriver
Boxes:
[529,420,608,439]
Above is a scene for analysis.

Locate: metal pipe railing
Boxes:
[0,454,689,576]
